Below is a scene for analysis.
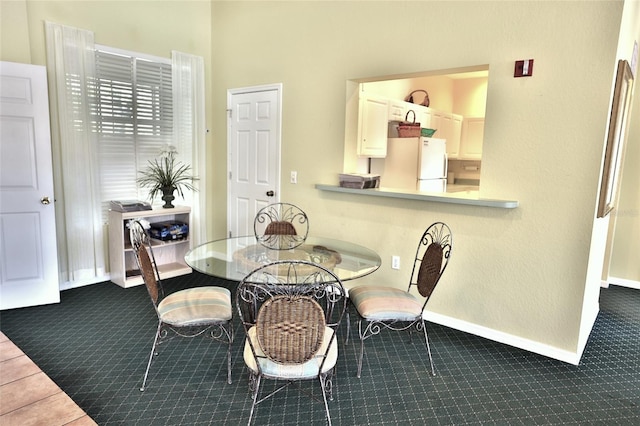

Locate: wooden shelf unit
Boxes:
[108,206,192,288]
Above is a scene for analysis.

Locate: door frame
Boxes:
[226,83,283,237]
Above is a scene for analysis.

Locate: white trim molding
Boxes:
[607,277,640,290]
[424,310,590,366]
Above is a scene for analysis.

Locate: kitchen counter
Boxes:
[315,184,518,209]
[445,184,480,193]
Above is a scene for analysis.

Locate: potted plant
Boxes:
[137,145,197,208]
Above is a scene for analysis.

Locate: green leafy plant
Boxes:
[137,145,197,201]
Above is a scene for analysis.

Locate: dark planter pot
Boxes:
[161,186,176,208]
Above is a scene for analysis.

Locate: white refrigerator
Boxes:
[373,137,448,192]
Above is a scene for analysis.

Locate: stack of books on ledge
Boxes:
[338,173,380,189]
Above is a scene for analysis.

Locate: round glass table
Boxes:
[185,235,381,282]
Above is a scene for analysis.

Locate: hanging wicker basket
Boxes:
[404,89,430,107]
[397,110,421,137]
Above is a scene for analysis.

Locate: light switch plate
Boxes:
[392,255,400,270]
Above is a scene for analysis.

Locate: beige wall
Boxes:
[609,82,640,285]
[362,74,488,117]
[2,1,212,64]
[211,0,627,363]
[1,1,32,63]
[2,0,636,363]
[0,0,215,221]
[609,0,640,286]
[454,78,488,117]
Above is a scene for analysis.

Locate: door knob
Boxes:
[266,190,275,197]
[41,196,51,205]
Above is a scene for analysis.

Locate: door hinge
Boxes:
[226,108,232,118]
[228,171,232,180]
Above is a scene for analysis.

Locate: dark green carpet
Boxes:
[1,272,638,425]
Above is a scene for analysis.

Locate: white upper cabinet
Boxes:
[413,104,432,130]
[357,94,389,157]
[431,111,462,158]
[440,112,452,139]
[388,99,407,121]
[430,110,442,136]
[447,113,462,158]
[460,117,485,159]
[356,89,471,159]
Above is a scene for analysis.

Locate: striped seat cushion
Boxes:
[350,285,422,321]
[158,286,232,326]
[243,326,337,379]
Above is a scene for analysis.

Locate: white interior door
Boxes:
[227,84,282,237]
[0,61,60,310]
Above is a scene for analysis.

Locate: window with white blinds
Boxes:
[92,46,174,218]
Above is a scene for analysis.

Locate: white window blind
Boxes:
[92,47,174,218]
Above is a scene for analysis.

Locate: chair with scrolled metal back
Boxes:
[254,202,309,250]
[236,260,347,426]
[349,222,452,378]
[129,220,233,391]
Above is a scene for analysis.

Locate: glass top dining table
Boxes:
[185,235,381,282]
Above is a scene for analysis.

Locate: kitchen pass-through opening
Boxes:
[345,64,488,193]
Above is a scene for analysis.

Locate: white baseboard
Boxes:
[607,277,640,290]
[59,275,110,291]
[424,311,582,365]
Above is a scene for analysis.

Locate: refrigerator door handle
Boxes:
[444,153,448,177]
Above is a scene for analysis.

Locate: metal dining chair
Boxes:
[129,220,233,390]
[254,202,309,250]
[236,260,347,425]
[349,222,453,378]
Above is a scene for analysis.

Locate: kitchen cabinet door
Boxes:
[440,113,452,140]
[460,117,484,159]
[447,114,462,158]
[414,105,432,130]
[388,99,406,121]
[436,112,454,157]
[430,110,443,138]
[357,94,388,157]
[435,112,462,158]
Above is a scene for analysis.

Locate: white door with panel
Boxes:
[227,85,282,238]
[0,61,60,310]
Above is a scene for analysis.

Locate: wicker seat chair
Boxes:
[349,222,452,378]
[129,220,233,391]
[254,202,309,250]
[236,260,347,425]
